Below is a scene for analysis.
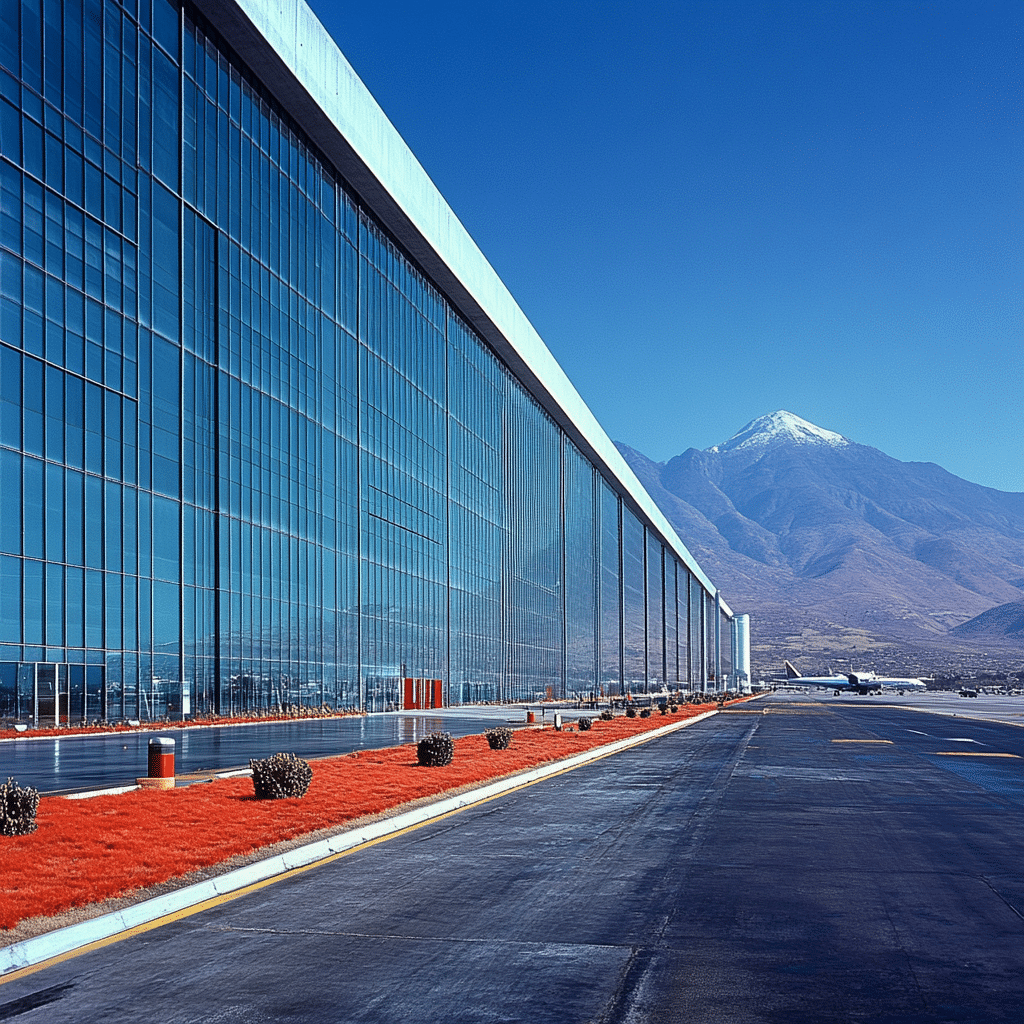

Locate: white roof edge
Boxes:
[198,0,727,610]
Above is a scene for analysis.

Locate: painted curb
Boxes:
[0,709,716,977]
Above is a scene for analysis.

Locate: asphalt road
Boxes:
[3,693,1024,1022]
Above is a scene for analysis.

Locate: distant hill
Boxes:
[951,600,1024,641]
[617,411,1024,666]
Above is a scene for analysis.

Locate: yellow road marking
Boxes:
[934,752,1020,758]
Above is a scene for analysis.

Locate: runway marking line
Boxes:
[0,716,704,986]
[934,752,1020,758]
[831,739,894,744]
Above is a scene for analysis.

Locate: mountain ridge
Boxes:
[617,412,1024,662]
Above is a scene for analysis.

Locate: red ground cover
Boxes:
[0,706,719,932]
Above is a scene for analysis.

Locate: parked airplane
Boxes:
[846,671,928,694]
[783,661,928,695]
[783,661,852,692]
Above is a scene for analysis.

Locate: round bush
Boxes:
[599,710,614,721]
[417,731,455,766]
[577,716,592,731]
[626,707,637,719]
[670,704,679,713]
[658,703,668,715]
[0,777,40,836]
[485,727,513,750]
[639,708,652,719]
[249,752,313,800]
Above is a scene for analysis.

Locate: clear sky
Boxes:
[307,0,1022,492]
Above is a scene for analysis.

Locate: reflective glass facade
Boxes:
[0,0,733,724]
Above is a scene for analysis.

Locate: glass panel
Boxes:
[599,482,621,695]
[621,507,645,691]
[564,441,596,699]
[646,533,664,690]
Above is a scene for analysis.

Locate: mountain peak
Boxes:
[708,411,850,453]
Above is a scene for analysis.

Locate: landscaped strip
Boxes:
[0,706,728,936]
[0,706,722,977]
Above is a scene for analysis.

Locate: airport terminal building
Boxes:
[0,0,735,724]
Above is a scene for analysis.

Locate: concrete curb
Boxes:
[0,710,716,977]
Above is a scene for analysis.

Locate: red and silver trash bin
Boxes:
[137,736,176,789]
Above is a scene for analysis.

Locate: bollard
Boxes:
[554,712,562,732]
[526,711,535,724]
[137,736,176,790]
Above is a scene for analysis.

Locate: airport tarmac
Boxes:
[785,688,1024,728]
[3,692,1023,1022]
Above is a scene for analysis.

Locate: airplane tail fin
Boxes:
[784,660,800,679]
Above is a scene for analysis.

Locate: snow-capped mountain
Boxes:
[708,411,849,453]
[617,412,1024,659]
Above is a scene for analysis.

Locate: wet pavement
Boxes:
[4,692,1024,1021]
[0,706,536,794]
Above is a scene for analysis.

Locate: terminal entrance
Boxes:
[403,678,443,710]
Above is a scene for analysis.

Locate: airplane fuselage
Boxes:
[783,661,927,695]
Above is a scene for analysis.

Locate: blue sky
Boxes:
[308,0,1022,492]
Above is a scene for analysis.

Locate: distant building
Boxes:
[0,0,735,724]
[730,615,751,692]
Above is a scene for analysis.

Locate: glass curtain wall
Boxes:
[503,383,562,701]
[446,314,503,705]
[0,0,726,720]
[665,559,678,686]
[563,440,597,698]
[621,508,645,690]
[645,530,663,690]
[706,591,717,686]
[689,573,703,689]
[358,217,448,711]
[598,480,621,695]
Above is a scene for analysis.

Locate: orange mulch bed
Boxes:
[0,706,719,932]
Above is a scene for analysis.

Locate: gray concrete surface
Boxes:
[3,693,1024,1021]
[774,688,1024,729]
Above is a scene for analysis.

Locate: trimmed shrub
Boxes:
[658,703,668,715]
[417,731,455,767]
[250,752,313,800]
[670,705,679,713]
[577,717,592,731]
[599,710,614,721]
[0,777,40,836]
[485,727,513,750]
[639,708,652,719]
[626,707,637,718]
